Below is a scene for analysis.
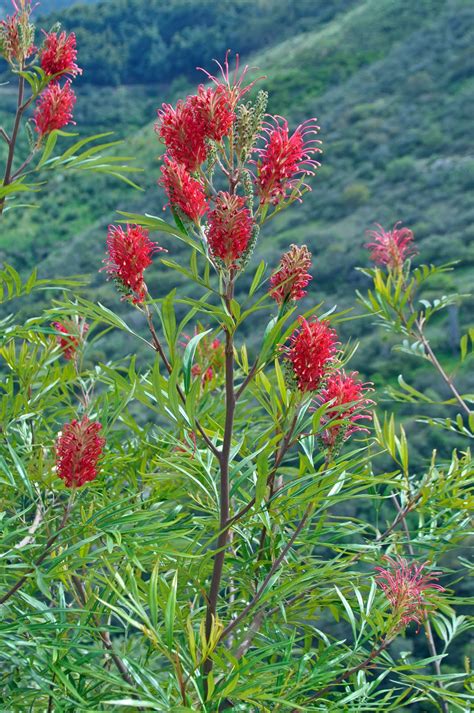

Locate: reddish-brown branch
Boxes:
[1,73,26,216]
[203,284,236,680]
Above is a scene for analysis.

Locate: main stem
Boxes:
[0,72,25,216]
[203,282,235,679]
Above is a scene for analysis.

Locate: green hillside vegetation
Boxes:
[1,0,473,459]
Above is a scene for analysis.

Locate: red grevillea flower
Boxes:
[156,100,208,173]
[188,84,235,142]
[365,222,416,271]
[284,318,338,392]
[159,156,209,223]
[270,244,312,304]
[255,116,322,205]
[56,416,105,488]
[33,81,76,138]
[207,192,253,266]
[103,224,166,303]
[317,370,374,450]
[39,30,82,78]
[52,318,89,360]
[375,556,444,631]
[0,2,35,64]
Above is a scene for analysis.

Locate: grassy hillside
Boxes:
[1,0,473,453]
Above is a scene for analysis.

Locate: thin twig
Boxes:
[290,638,392,710]
[70,575,137,689]
[15,501,44,550]
[0,495,74,605]
[0,127,10,145]
[220,502,313,642]
[143,302,220,458]
[415,317,471,416]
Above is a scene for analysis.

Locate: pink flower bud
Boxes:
[365,222,416,271]
[39,30,82,78]
[317,370,374,450]
[284,318,338,392]
[159,156,209,223]
[207,192,253,266]
[33,81,76,137]
[102,224,166,304]
[376,556,444,632]
[270,244,312,304]
[255,116,322,205]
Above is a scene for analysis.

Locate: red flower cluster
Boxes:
[33,80,76,137]
[103,224,165,304]
[56,416,105,488]
[256,116,322,205]
[270,244,312,304]
[0,2,35,64]
[317,370,373,450]
[375,556,444,631]
[160,157,209,223]
[53,318,89,360]
[156,54,253,174]
[285,318,338,392]
[207,192,253,265]
[39,30,81,78]
[366,222,416,271]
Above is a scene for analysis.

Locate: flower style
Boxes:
[365,222,416,271]
[207,192,253,266]
[103,224,166,303]
[52,318,89,360]
[197,51,260,109]
[39,30,82,78]
[375,556,444,631]
[284,317,338,392]
[255,116,322,205]
[317,370,374,451]
[33,81,76,137]
[156,100,209,173]
[270,244,312,304]
[159,156,209,223]
[0,1,35,64]
[56,416,105,488]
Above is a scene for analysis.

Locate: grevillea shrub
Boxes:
[1,33,473,713]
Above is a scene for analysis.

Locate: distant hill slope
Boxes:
[1,0,473,412]
[0,0,96,15]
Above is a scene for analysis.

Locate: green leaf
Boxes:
[183,329,212,394]
[165,571,178,650]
